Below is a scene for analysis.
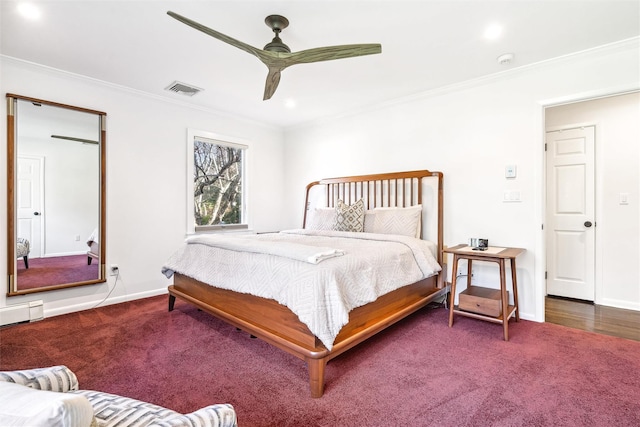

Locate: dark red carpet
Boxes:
[1,295,639,426]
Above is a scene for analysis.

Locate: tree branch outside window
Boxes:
[193,137,245,229]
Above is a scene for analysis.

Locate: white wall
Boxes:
[546,92,640,310]
[1,57,286,317]
[19,136,99,256]
[283,39,640,321]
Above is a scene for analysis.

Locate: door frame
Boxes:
[536,85,638,321]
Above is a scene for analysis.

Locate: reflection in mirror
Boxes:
[7,94,106,295]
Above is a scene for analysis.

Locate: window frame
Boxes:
[186,128,249,234]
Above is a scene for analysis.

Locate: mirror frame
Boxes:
[6,94,106,296]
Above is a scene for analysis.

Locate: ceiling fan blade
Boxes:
[286,44,381,66]
[263,68,283,100]
[167,11,263,58]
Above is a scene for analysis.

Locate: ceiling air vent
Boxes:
[164,81,203,97]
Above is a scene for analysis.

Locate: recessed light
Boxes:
[17,2,41,20]
[484,23,503,40]
[284,98,296,109]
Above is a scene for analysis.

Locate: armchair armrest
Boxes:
[0,365,80,393]
[149,403,237,427]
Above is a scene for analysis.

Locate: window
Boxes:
[187,129,248,233]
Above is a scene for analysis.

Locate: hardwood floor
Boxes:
[545,296,640,342]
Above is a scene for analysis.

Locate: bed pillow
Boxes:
[333,199,365,232]
[306,207,335,230]
[371,205,422,238]
[363,210,376,233]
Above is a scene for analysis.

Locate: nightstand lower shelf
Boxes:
[452,305,517,324]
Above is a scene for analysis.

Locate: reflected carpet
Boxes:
[16,254,99,290]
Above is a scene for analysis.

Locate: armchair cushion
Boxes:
[73,390,237,427]
[148,404,238,427]
[0,381,95,427]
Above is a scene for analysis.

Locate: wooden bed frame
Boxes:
[168,170,447,397]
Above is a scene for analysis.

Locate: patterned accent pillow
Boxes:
[333,199,365,232]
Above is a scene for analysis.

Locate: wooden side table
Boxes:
[444,244,525,340]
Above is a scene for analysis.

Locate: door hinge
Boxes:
[544,143,547,152]
[545,271,547,280]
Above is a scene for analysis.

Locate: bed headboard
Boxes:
[303,170,444,266]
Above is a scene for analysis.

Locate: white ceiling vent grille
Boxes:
[164,81,203,97]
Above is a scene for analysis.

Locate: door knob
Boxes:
[584,221,592,227]
[33,212,41,216]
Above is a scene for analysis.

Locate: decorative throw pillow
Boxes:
[372,205,422,237]
[306,207,335,230]
[333,199,365,232]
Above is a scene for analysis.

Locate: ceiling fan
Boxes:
[167,11,382,100]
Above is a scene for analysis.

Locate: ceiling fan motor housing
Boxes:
[264,15,291,53]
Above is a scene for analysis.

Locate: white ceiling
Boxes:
[2,1,639,128]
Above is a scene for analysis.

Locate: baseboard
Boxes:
[598,298,640,312]
[44,288,168,319]
[0,300,44,326]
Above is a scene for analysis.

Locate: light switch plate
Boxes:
[505,165,517,179]
[503,190,521,202]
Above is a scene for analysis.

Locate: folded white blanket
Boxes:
[187,234,345,264]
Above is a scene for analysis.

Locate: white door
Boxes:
[17,156,44,258]
[546,126,595,301]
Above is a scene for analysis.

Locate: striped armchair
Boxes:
[0,366,237,427]
[16,237,30,269]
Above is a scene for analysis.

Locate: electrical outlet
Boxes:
[110,264,119,276]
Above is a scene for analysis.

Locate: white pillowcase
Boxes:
[369,205,422,238]
[0,381,95,427]
[363,210,377,233]
[306,207,335,230]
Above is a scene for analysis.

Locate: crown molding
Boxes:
[0,55,281,132]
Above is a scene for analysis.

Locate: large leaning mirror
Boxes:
[6,94,106,296]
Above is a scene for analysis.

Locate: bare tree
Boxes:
[193,141,242,225]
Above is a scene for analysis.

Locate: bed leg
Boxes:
[307,358,327,398]
[168,294,176,312]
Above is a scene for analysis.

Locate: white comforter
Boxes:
[162,229,441,350]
